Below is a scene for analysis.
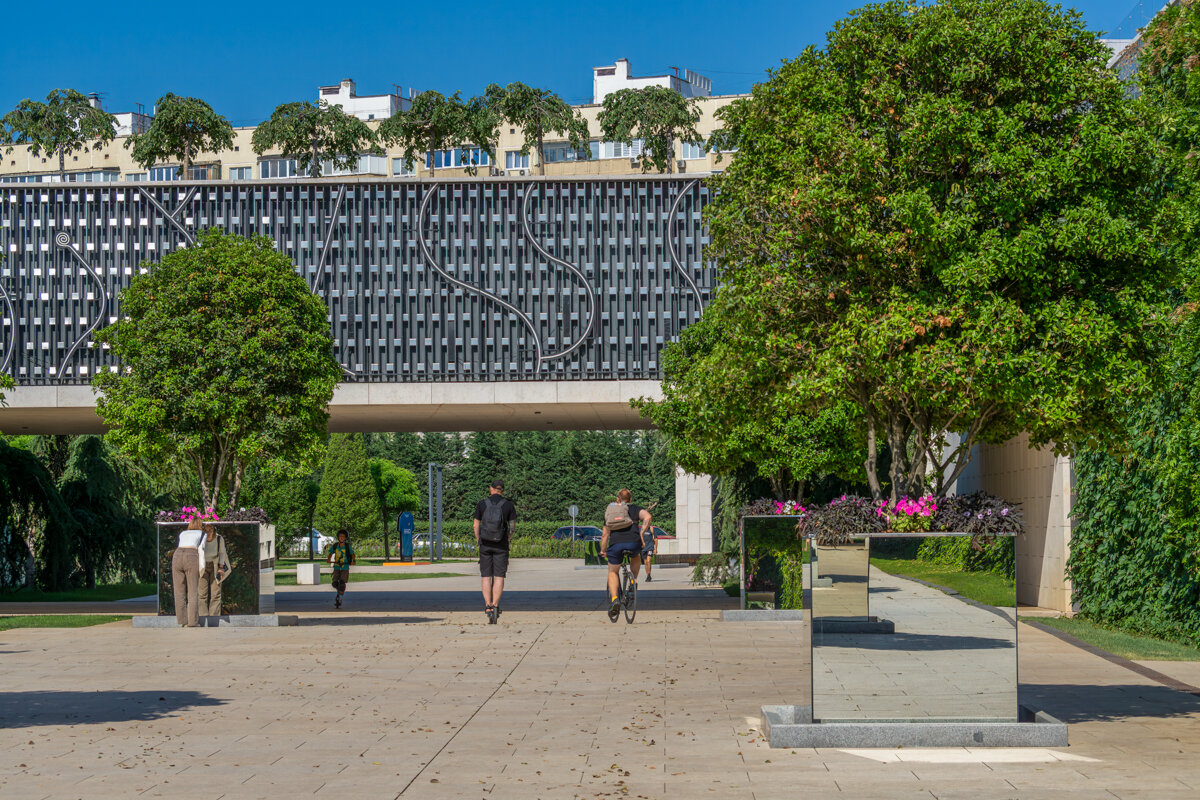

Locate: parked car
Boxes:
[551,525,603,542]
[649,526,674,540]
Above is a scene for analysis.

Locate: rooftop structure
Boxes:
[592,59,712,104]
[317,78,411,121]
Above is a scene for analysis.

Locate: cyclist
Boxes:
[600,489,653,622]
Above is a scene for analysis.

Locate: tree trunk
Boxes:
[665,134,674,174]
[382,509,390,561]
[864,408,883,501]
[229,459,245,510]
[311,133,321,178]
[57,146,66,181]
[537,131,545,176]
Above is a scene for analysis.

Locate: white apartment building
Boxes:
[317,78,412,121]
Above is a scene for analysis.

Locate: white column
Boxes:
[674,468,714,554]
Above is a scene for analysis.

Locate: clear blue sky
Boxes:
[0,0,1155,127]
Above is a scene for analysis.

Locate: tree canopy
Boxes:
[252,100,380,178]
[484,82,590,174]
[378,91,488,176]
[0,89,117,179]
[599,86,701,173]
[126,93,235,176]
[650,0,1173,502]
[93,230,341,511]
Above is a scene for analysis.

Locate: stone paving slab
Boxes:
[1,560,1200,798]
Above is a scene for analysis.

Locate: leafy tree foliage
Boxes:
[484,82,590,174]
[126,93,235,176]
[93,230,341,511]
[690,0,1171,501]
[0,438,79,591]
[635,306,863,501]
[314,433,378,539]
[251,100,381,178]
[0,89,117,179]
[599,86,701,173]
[378,91,488,176]
[368,458,419,553]
[57,436,154,588]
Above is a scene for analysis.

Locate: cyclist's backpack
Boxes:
[479,498,508,543]
[605,501,634,531]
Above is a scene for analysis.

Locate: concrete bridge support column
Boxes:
[672,469,714,555]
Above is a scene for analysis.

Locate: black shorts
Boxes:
[479,545,509,578]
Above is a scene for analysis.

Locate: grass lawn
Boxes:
[870,556,1016,608]
[0,614,130,631]
[274,571,460,586]
[0,583,155,603]
[1025,615,1200,662]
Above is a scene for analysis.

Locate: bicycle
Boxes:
[610,549,637,624]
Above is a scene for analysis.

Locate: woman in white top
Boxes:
[172,518,205,627]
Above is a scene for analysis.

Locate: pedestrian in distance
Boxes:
[474,479,516,624]
[600,489,653,622]
[329,529,355,609]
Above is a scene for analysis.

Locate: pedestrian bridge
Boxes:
[0,175,710,433]
[0,175,715,552]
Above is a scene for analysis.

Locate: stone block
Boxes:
[296,562,320,585]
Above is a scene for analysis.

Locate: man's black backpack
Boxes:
[479,497,508,543]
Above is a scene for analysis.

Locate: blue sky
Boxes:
[0,0,1154,127]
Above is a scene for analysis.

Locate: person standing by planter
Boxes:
[171,518,205,627]
[198,522,231,618]
[474,480,516,624]
[329,529,355,609]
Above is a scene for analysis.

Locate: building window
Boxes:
[259,159,298,179]
[149,166,179,181]
[427,147,490,170]
[542,142,593,163]
[188,165,215,180]
[228,166,253,181]
[598,139,644,159]
[124,172,147,182]
[505,150,530,170]
[63,170,120,183]
[680,140,708,160]
[392,157,418,176]
[321,154,388,177]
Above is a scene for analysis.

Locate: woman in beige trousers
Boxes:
[172,518,205,627]
[198,523,231,617]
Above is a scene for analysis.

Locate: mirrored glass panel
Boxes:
[157,521,264,617]
[811,533,1017,722]
[741,516,808,611]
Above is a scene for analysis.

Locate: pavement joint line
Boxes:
[1022,619,1200,697]
[394,623,549,798]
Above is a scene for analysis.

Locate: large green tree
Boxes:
[669,0,1172,502]
[635,311,863,501]
[126,93,235,177]
[0,438,78,591]
[93,230,341,511]
[377,91,486,176]
[599,86,701,173]
[314,433,378,540]
[484,82,590,175]
[0,89,117,180]
[368,458,419,556]
[251,100,380,178]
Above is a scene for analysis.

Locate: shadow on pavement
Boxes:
[816,632,1015,651]
[278,587,733,614]
[0,690,226,728]
[1022,683,1200,723]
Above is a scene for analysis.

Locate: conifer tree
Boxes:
[313,433,379,541]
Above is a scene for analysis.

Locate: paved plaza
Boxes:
[2,559,1200,799]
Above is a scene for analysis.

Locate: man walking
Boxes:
[474,479,516,624]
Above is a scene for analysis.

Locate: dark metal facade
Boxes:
[0,177,712,385]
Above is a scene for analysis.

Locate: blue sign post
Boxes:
[397,511,415,562]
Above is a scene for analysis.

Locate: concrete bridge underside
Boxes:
[0,380,664,434]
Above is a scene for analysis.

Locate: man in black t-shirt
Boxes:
[474,479,516,624]
[600,488,653,622]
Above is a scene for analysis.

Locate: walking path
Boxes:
[2,559,1199,799]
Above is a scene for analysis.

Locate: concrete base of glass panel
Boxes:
[760,705,1068,748]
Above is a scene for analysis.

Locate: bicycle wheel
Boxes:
[622,565,637,623]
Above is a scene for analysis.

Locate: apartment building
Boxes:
[0,60,743,184]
